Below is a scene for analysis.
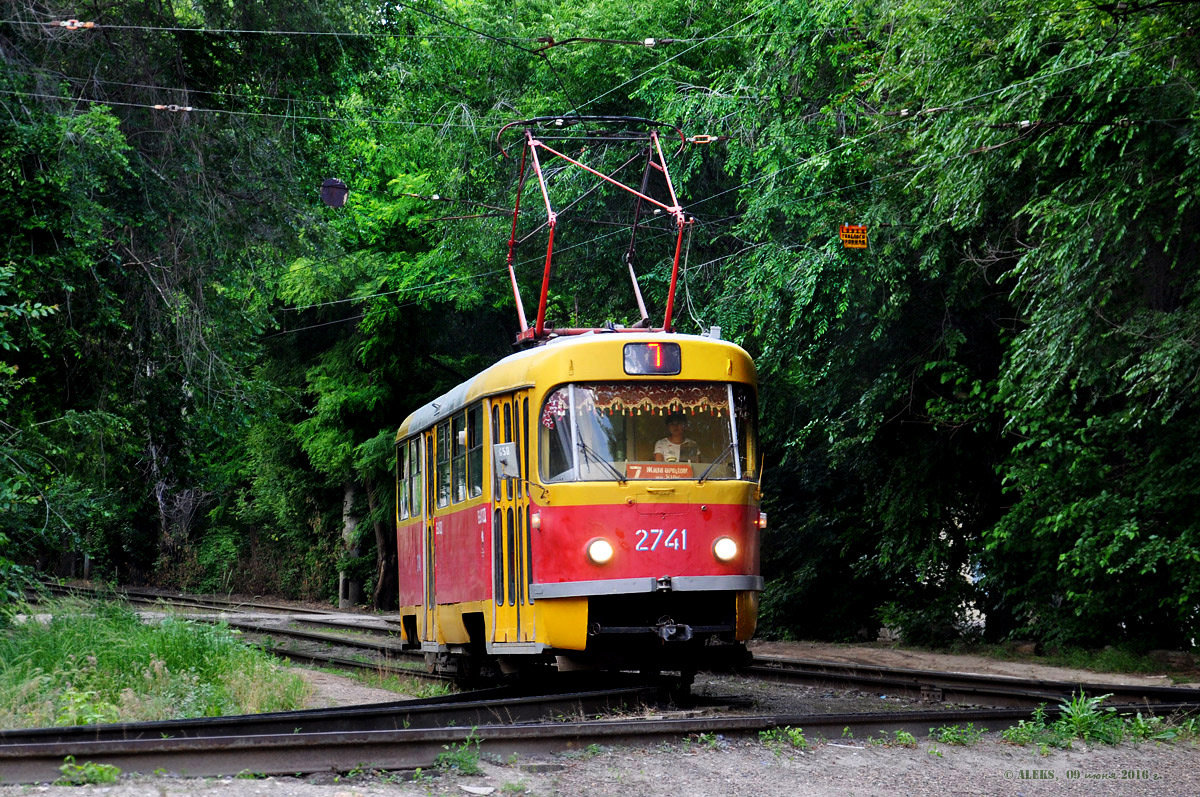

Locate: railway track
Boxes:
[37,583,343,616]
[4,696,1199,784]
[15,581,1200,785]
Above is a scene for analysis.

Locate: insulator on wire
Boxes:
[153,104,194,113]
[54,19,96,30]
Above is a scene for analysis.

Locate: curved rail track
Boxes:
[4,697,1199,784]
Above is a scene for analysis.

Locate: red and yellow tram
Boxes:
[394,331,763,678]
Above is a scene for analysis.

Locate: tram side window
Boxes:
[468,404,483,498]
[408,437,422,518]
[452,412,467,503]
[397,443,408,521]
[436,422,451,508]
[732,384,757,479]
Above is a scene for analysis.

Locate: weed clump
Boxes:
[1002,691,1198,752]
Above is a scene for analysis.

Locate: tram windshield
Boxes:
[539,382,758,483]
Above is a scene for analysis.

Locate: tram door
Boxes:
[491,393,535,643]
[422,427,437,643]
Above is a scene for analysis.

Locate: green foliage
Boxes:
[435,732,483,775]
[56,756,121,786]
[759,726,809,755]
[870,729,918,748]
[664,0,1200,649]
[929,723,985,746]
[1055,692,1125,745]
[1002,694,1181,749]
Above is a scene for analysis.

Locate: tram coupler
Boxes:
[655,619,693,642]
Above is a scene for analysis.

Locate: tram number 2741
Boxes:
[634,528,687,552]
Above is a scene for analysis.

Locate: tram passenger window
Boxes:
[540,387,573,482]
[504,404,513,500]
[397,443,408,521]
[522,398,530,497]
[732,384,758,480]
[436,422,451,508]
[408,438,422,518]
[452,412,467,503]
[468,405,483,498]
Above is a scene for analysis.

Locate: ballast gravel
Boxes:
[2,737,1198,796]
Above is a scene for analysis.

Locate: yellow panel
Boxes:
[394,608,421,645]
[736,591,759,641]
[537,478,758,509]
[435,600,491,645]
[535,597,589,650]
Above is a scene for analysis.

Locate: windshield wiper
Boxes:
[577,440,627,484]
[697,443,736,484]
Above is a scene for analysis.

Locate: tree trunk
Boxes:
[339,480,362,609]
[366,477,398,610]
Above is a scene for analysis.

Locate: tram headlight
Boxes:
[586,538,615,565]
[713,536,738,562]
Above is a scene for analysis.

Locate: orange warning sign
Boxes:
[839,224,868,249]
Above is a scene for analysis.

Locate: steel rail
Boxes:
[293,614,405,637]
[4,702,1199,784]
[36,583,343,616]
[253,644,440,682]
[223,619,411,657]
[747,656,1200,707]
[0,684,652,746]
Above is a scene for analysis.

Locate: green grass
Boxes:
[0,598,310,728]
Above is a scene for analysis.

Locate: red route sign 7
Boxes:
[839,224,868,249]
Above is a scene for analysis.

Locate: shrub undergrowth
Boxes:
[1002,692,1200,752]
[0,598,310,728]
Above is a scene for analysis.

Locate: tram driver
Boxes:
[654,412,701,463]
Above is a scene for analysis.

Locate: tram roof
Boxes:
[396,331,754,440]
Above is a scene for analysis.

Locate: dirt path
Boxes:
[750,640,1200,688]
[297,669,417,707]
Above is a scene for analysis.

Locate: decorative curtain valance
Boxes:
[541,383,729,429]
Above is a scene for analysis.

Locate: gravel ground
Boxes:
[3,736,1197,796]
